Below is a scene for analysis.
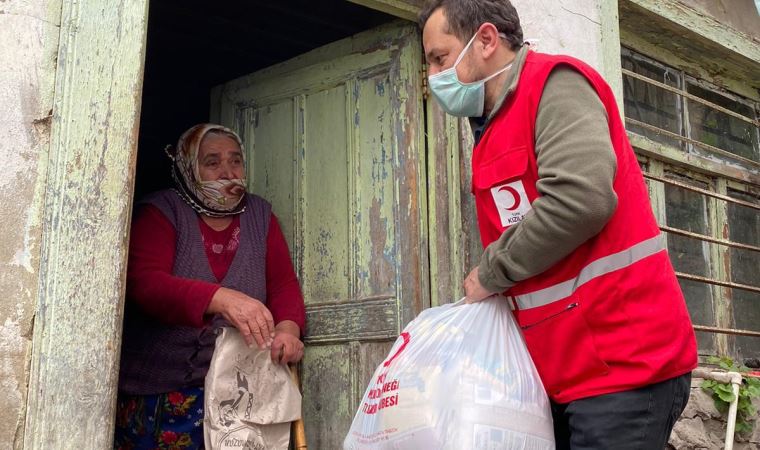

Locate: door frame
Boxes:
[347,0,422,21]
[23,0,149,448]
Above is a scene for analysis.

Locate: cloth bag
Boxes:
[344,296,555,450]
[204,327,302,450]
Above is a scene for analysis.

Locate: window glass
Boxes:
[664,174,715,353]
[686,82,760,163]
[727,189,760,359]
[622,50,683,150]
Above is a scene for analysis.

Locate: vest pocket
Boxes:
[472,146,529,191]
[517,297,609,397]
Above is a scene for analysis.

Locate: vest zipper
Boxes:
[520,302,579,330]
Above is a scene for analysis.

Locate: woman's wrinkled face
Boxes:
[198,133,244,182]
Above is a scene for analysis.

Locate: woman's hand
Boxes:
[207,287,275,349]
[270,320,304,364]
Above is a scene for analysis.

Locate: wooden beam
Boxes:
[347,0,422,21]
[629,133,760,186]
[622,0,760,65]
[22,0,149,448]
[620,1,760,101]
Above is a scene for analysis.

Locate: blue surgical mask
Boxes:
[428,33,513,117]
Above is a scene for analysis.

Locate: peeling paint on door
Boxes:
[213,21,427,447]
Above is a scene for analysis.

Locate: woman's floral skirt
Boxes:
[114,387,205,450]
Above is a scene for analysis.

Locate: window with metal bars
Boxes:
[622,47,760,167]
[622,47,760,362]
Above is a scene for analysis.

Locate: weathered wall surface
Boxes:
[669,376,760,450]
[684,0,760,40]
[0,1,61,449]
[513,0,623,106]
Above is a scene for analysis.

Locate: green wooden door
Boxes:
[212,21,428,448]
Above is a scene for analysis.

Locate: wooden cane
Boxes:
[290,364,307,450]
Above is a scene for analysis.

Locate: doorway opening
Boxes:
[127,1,432,448]
[134,0,395,200]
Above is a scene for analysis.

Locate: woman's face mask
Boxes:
[168,124,249,216]
[428,33,513,118]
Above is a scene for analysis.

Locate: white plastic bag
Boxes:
[344,296,555,450]
[204,327,302,450]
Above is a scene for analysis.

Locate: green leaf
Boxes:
[717,389,736,403]
[714,397,729,413]
[735,421,752,434]
[745,383,760,397]
[701,380,716,390]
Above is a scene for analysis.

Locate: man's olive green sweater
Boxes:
[474,45,619,293]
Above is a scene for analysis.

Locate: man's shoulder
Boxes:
[526,52,599,78]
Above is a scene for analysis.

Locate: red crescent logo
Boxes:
[497,185,521,211]
[383,332,410,367]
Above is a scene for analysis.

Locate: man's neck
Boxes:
[482,48,518,117]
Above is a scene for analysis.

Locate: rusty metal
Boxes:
[622,68,760,128]
[675,272,760,295]
[643,173,760,211]
[626,118,760,169]
[693,325,760,338]
[661,225,760,253]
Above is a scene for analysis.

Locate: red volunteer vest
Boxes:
[473,51,697,403]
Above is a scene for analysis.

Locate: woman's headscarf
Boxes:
[166,123,248,217]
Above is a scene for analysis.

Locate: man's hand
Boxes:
[270,320,304,364]
[464,267,495,303]
[207,287,275,349]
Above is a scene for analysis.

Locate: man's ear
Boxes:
[476,22,501,60]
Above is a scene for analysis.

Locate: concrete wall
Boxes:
[513,0,623,106]
[0,1,61,448]
[685,0,760,40]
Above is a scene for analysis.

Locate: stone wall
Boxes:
[669,375,760,450]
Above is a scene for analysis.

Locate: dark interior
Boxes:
[135,0,394,200]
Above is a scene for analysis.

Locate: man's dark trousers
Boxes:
[552,373,691,449]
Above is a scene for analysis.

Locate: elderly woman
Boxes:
[114,124,305,450]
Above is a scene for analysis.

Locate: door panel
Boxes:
[301,85,351,301]
[246,100,297,246]
[213,21,428,447]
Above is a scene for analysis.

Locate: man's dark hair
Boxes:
[419,0,523,51]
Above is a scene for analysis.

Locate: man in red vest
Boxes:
[420,1,698,448]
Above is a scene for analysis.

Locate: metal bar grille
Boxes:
[627,118,760,168]
[623,50,760,346]
[643,173,760,211]
[675,272,760,295]
[693,325,760,338]
[661,225,760,253]
[622,68,760,128]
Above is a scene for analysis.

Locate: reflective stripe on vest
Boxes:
[514,234,667,310]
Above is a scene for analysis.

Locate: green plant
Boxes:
[700,356,760,435]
